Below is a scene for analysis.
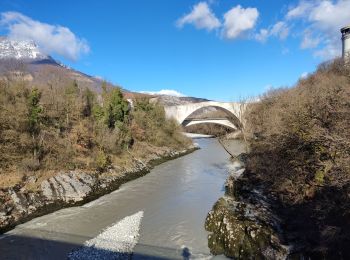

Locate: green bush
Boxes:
[131,98,190,148]
[95,150,111,172]
[104,88,129,129]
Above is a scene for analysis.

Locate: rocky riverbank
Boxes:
[0,145,197,233]
[205,154,289,259]
[207,136,350,259]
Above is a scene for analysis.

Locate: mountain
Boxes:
[0,37,210,105]
[0,36,115,93]
[0,37,49,60]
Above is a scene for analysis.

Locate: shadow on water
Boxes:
[0,232,201,260]
[181,247,191,260]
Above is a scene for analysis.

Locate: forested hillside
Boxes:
[0,78,190,188]
[245,59,350,258]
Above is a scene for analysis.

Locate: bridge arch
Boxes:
[164,101,245,129]
[182,119,237,130]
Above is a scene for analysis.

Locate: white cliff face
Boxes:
[0,37,48,60]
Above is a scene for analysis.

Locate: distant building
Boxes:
[341,25,350,61]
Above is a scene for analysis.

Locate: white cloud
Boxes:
[313,41,340,59]
[255,29,269,42]
[176,2,221,31]
[176,0,347,60]
[308,1,350,30]
[222,5,259,39]
[287,0,350,59]
[286,1,313,19]
[176,3,260,40]
[300,31,320,49]
[0,12,89,61]
[254,0,350,59]
[94,75,104,80]
[255,21,289,42]
[270,21,289,40]
[264,84,274,91]
[300,72,309,79]
[140,89,186,97]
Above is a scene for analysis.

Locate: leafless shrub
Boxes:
[21,158,40,171]
[185,124,232,136]
[244,58,350,257]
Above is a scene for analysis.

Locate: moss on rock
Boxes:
[205,196,286,259]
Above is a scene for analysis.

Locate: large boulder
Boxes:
[205,196,288,259]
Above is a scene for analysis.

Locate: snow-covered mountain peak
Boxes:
[0,37,49,60]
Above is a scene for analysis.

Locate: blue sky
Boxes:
[0,0,349,101]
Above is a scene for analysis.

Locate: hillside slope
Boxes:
[0,36,125,94]
[0,37,195,233]
[244,59,350,258]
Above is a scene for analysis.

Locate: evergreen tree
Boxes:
[28,88,42,136]
[82,88,95,117]
[27,88,42,159]
[104,88,129,129]
[64,80,80,124]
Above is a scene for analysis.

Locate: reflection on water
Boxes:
[0,138,245,259]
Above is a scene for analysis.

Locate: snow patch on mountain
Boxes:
[0,37,49,60]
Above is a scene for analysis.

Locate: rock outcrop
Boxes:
[40,171,96,202]
[205,157,289,259]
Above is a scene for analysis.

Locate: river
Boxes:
[0,138,245,259]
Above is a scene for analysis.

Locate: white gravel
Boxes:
[68,211,144,260]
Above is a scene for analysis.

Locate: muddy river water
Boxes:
[0,138,245,259]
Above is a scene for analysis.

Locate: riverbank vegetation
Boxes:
[0,79,191,188]
[185,124,232,136]
[244,59,350,258]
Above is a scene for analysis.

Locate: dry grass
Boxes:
[0,170,24,189]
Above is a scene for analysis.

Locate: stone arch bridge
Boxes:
[164,101,246,130]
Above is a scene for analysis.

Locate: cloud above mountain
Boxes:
[0,12,89,61]
[140,89,186,97]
